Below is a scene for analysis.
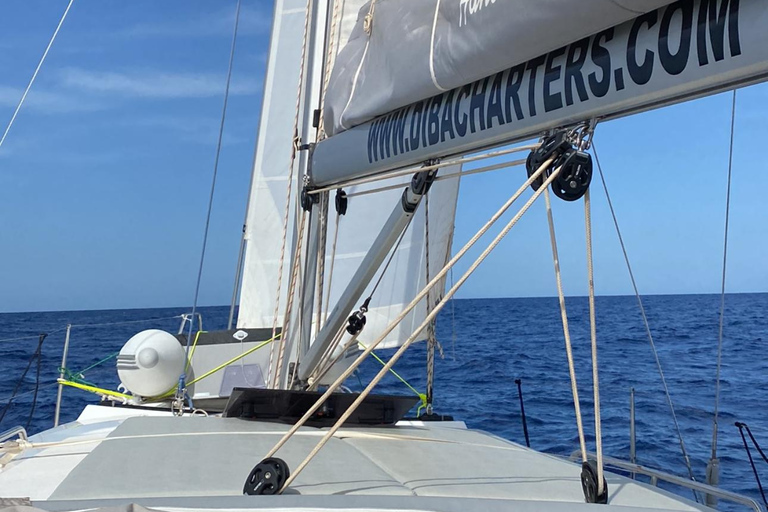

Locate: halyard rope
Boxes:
[543,187,588,463]
[584,188,605,495]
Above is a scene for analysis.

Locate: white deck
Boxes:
[0,405,714,512]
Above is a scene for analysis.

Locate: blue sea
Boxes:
[1,294,766,508]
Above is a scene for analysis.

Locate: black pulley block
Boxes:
[243,457,290,495]
[526,132,571,191]
[335,189,348,215]
[580,460,608,504]
[301,187,318,211]
[551,149,592,202]
[346,311,366,335]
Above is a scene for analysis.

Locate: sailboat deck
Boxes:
[0,406,713,512]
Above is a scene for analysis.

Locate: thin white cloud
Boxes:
[122,116,250,146]
[59,68,261,99]
[0,85,107,113]
[119,4,271,39]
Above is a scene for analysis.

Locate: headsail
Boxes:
[237,0,307,329]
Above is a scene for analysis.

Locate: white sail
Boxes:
[237,0,307,329]
[322,165,461,350]
[323,0,676,135]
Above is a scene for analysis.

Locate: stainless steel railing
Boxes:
[569,451,763,512]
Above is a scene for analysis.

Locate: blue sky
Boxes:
[0,0,765,313]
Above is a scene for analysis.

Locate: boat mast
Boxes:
[278,0,330,387]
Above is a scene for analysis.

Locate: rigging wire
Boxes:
[308,145,539,195]
[736,422,768,509]
[182,0,242,369]
[0,0,74,151]
[711,89,737,461]
[344,158,527,198]
[591,142,699,492]
[0,334,46,426]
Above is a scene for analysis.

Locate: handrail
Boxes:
[569,451,763,512]
[0,426,27,444]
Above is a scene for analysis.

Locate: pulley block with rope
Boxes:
[551,149,592,202]
[526,131,592,202]
[301,186,319,211]
[243,457,290,495]
[347,300,369,335]
[581,460,608,504]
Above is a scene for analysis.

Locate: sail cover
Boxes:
[323,0,676,136]
[238,0,307,329]
[323,166,460,350]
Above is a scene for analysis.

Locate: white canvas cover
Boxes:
[323,165,460,349]
[323,0,676,135]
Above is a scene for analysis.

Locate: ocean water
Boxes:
[1,294,766,507]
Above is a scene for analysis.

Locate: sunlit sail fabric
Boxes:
[323,165,461,350]
[238,0,307,329]
[323,0,675,136]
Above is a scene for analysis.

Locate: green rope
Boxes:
[59,351,119,387]
[367,350,427,415]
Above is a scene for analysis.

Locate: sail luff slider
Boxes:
[311,0,763,187]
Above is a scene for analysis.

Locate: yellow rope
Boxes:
[187,334,279,387]
[359,343,427,414]
[60,333,281,402]
[185,330,207,372]
[56,379,132,401]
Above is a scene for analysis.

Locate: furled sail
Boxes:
[237,0,307,329]
[323,0,676,136]
[322,166,461,350]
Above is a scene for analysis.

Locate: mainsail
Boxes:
[323,0,676,136]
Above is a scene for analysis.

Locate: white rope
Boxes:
[308,145,539,195]
[277,165,564,491]
[317,0,342,139]
[583,189,604,495]
[543,187,587,463]
[0,0,74,150]
[267,0,315,387]
[711,89,737,459]
[345,158,527,198]
[259,156,556,469]
[272,208,308,388]
[425,192,436,413]
[314,192,329,338]
[324,211,341,320]
[592,142,698,487]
